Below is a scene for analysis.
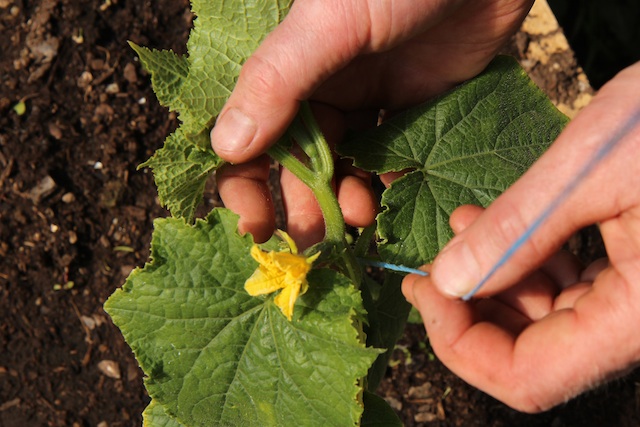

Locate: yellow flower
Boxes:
[244,231,320,321]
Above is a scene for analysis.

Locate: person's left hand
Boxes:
[212,0,534,248]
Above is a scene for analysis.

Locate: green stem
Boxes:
[353,224,377,258]
[267,139,315,184]
[299,102,334,178]
[268,106,362,285]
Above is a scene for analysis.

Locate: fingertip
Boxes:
[210,108,259,163]
[401,273,428,309]
[216,158,276,243]
[449,205,485,234]
[337,175,377,228]
[238,215,276,244]
[431,239,482,298]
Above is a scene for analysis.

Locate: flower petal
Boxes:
[244,267,285,296]
[276,229,299,254]
[274,280,301,321]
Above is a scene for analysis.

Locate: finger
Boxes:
[492,270,557,321]
[335,157,378,228]
[493,251,584,319]
[473,298,531,336]
[280,165,325,250]
[451,207,571,319]
[337,175,377,228]
[216,156,275,243]
[449,205,485,234]
[552,282,591,310]
[408,267,640,412]
[431,65,640,298]
[379,171,408,188]
[580,257,609,282]
[540,250,582,289]
[402,275,529,409]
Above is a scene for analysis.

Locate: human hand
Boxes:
[211,0,534,247]
[402,62,640,412]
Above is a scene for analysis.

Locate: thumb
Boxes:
[210,1,370,163]
[431,68,640,298]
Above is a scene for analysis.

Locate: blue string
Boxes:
[462,107,640,301]
[358,259,429,276]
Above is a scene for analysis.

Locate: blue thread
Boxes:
[358,258,429,276]
[462,107,640,301]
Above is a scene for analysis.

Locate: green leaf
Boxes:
[361,391,403,427]
[340,56,569,266]
[140,127,223,223]
[105,209,379,427]
[143,399,186,427]
[133,0,294,218]
[363,274,411,392]
[130,43,189,112]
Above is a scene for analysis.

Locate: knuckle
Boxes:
[486,198,547,264]
[239,53,291,102]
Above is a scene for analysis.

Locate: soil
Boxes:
[1,1,638,427]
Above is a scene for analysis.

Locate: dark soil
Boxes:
[1,1,639,426]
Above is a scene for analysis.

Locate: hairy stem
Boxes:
[268,103,362,285]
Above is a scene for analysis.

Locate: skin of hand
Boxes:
[211,0,535,247]
[402,61,640,412]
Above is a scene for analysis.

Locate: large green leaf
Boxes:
[105,209,378,427]
[134,0,294,219]
[339,56,569,267]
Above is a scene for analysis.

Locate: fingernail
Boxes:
[432,240,481,297]
[210,108,257,157]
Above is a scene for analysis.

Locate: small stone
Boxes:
[68,230,78,245]
[408,382,433,399]
[414,411,438,423]
[94,103,114,118]
[29,175,56,203]
[77,71,93,88]
[48,122,62,139]
[123,62,137,84]
[90,59,105,70]
[105,82,119,94]
[97,360,121,379]
[126,363,140,382]
[61,192,75,203]
[81,315,96,330]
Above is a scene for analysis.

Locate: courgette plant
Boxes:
[104,1,568,426]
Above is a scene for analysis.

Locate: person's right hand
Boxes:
[402,61,640,412]
[211,0,535,247]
